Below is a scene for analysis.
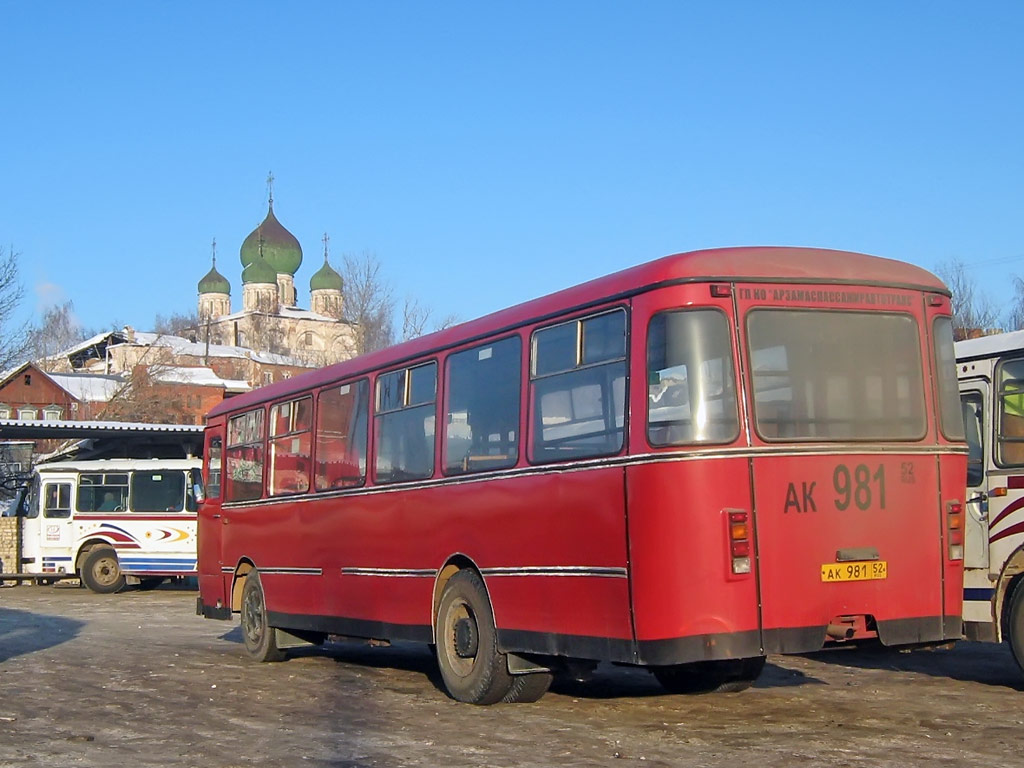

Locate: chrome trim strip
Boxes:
[341,568,436,578]
[481,566,628,579]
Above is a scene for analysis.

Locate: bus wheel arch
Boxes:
[74,539,113,574]
[998,547,1024,651]
[433,566,514,704]
[79,545,126,594]
[431,554,482,641]
[239,568,285,662]
[231,560,256,613]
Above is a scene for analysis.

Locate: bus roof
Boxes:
[208,246,947,420]
[955,330,1024,362]
[35,458,202,473]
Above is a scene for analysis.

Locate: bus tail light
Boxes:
[728,510,751,574]
[947,501,964,561]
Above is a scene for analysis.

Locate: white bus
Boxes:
[10,458,202,592]
[956,330,1024,669]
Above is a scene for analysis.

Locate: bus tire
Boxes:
[80,547,126,594]
[503,671,553,703]
[653,656,766,694]
[240,571,285,663]
[435,570,514,705]
[1007,580,1024,673]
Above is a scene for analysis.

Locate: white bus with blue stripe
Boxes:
[956,330,1024,670]
[16,458,202,593]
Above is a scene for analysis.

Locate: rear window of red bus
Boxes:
[746,309,926,442]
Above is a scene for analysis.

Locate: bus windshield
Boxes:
[747,310,925,441]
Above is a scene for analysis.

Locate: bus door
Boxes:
[960,386,989,570]
[197,431,228,607]
[38,479,75,572]
[740,292,945,652]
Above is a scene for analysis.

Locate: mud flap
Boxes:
[507,652,551,675]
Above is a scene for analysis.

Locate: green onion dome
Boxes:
[197,259,230,294]
[310,256,343,292]
[241,250,278,285]
[239,204,303,276]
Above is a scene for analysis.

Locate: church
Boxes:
[195,178,358,367]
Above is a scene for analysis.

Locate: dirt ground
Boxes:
[1,584,1022,768]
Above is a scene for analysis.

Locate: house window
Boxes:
[18,407,37,421]
[43,405,63,421]
[263,372,273,385]
[0,404,10,419]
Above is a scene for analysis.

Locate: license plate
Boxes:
[821,560,887,582]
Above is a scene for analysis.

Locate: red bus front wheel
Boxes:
[240,571,285,663]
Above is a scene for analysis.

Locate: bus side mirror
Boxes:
[193,483,206,505]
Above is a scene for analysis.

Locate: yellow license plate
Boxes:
[821,560,887,582]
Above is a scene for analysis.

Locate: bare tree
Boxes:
[0,246,29,370]
[935,259,1001,340]
[154,310,200,337]
[27,300,92,369]
[1006,276,1024,332]
[97,365,190,424]
[401,296,432,342]
[341,251,395,354]
[400,296,462,342]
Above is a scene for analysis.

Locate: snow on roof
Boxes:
[59,330,122,360]
[277,306,339,322]
[0,418,203,434]
[126,331,307,366]
[151,366,251,391]
[46,372,125,402]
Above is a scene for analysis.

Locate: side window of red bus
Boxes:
[268,397,313,496]
[205,437,222,500]
[444,336,521,475]
[530,308,627,462]
[225,409,265,502]
[315,380,369,490]
[375,362,437,483]
[933,317,965,441]
[647,309,739,446]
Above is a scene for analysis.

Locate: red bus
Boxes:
[196,246,966,704]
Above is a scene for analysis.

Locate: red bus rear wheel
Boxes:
[435,570,514,704]
[240,571,285,663]
[653,656,765,694]
[503,670,553,703]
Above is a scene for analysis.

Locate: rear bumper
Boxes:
[196,596,232,620]
[763,614,961,654]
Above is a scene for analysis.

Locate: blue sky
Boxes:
[2,2,1022,335]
